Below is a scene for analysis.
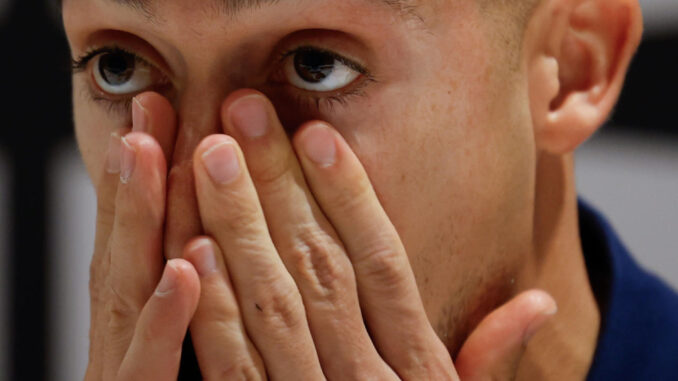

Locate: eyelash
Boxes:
[71,45,376,115]
[72,46,157,114]
[276,45,375,111]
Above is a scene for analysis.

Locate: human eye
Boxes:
[282,46,364,91]
[72,46,170,112]
[272,45,375,110]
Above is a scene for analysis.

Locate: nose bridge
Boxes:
[170,85,224,166]
[163,82,225,259]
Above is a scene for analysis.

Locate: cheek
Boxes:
[343,68,535,335]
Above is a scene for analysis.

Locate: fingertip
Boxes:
[521,290,558,343]
[220,89,268,125]
[133,92,177,161]
[293,120,332,146]
[524,289,558,316]
[97,127,131,212]
[193,134,237,162]
[134,91,176,126]
[122,131,162,150]
[294,122,340,169]
[162,259,201,306]
[193,135,244,187]
[167,258,200,286]
[182,237,220,278]
[120,258,198,380]
[121,132,168,175]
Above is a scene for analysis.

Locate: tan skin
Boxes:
[62,0,642,379]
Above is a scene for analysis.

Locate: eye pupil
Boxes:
[99,53,135,85]
[294,50,335,83]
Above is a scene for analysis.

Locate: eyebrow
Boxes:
[108,0,424,24]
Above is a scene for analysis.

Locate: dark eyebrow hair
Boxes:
[104,0,424,24]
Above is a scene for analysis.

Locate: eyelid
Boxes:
[75,41,376,116]
[72,46,156,75]
[72,45,173,119]
[277,45,370,77]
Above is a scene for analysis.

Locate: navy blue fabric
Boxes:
[580,200,678,381]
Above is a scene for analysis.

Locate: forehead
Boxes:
[104,0,424,21]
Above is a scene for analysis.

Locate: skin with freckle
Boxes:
[62,0,643,378]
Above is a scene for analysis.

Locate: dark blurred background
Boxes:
[0,0,676,380]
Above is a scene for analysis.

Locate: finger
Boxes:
[93,128,131,274]
[183,237,266,380]
[88,127,129,380]
[222,90,394,379]
[132,92,178,163]
[294,122,455,379]
[94,91,175,275]
[455,290,557,381]
[91,93,175,380]
[132,92,193,261]
[117,259,200,381]
[104,132,169,377]
[193,134,324,380]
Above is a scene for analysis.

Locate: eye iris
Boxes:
[294,50,335,83]
[99,53,135,86]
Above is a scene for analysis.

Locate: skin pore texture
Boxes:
[62,0,642,379]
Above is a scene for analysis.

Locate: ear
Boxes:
[524,0,643,154]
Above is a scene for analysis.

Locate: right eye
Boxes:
[91,50,157,95]
[282,47,362,92]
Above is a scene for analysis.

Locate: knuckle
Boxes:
[206,361,264,381]
[208,193,262,234]
[325,354,393,381]
[355,243,408,287]
[105,285,142,331]
[226,206,262,234]
[96,198,116,223]
[286,228,352,299]
[249,149,295,191]
[253,278,305,331]
[89,264,106,304]
[197,292,241,323]
[328,172,371,212]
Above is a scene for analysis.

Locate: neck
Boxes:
[515,152,601,380]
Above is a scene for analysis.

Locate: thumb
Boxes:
[117,259,201,381]
[455,289,557,381]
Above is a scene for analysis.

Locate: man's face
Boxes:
[63,0,537,351]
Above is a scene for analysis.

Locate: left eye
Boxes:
[91,51,154,95]
[283,48,361,92]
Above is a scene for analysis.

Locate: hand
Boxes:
[180,90,557,380]
[86,94,201,381]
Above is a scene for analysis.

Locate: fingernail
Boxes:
[120,137,136,184]
[302,124,337,167]
[229,95,269,139]
[523,304,557,343]
[132,97,149,133]
[156,260,178,295]
[202,141,241,184]
[106,132,122,174]
[190,239,217,277]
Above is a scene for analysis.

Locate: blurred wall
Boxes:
[642,0,678,35]
[48,145,96,381]
[576,130,678,288]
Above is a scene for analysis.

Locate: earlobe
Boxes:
[526,0,643,154]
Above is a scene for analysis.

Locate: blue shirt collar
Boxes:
[579,199,678,380]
